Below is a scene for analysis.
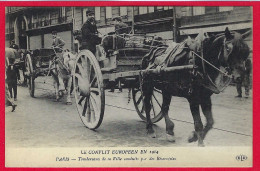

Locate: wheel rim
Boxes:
[132,87,163,123]
[74,50,105,129]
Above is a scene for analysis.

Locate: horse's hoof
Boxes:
[54,99,60,102]
[188,131,198,143]
[58,91,64,97]
[66,102,72,105]
[147,132,156,138]
[198,142,205,147]
[166,134,175,142]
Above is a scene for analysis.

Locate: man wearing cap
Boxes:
[81,10,101,54]
[113,16,129,35]
[52,31,65,51]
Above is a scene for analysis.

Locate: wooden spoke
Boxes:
[90,75,97,87]
[90,95,98,123]
[141,104,145,113]
[90,88,100,95]
[87,99,92,122]
[132,88,163,123]
[136,95,143,105]
[154,88,162,94]
[86,58,92,81]
[82,99,88,117]
[78,96,86,105]
[152,93,162,108]
[76,64,87,78]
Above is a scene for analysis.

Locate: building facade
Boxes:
[5,6,252,52]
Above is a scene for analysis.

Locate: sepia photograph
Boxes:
[4,4,253,167]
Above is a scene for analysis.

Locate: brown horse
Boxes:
[141,28,250,146]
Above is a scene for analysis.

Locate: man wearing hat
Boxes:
[52,31,65,52]
[113,16,129,35]
[80,10,101,54]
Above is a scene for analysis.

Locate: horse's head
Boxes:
[202,28,250,82]
[222,27,250,82]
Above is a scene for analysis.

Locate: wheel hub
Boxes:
[78,77,91,97]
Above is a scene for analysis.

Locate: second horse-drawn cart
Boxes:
[73,33,194,129]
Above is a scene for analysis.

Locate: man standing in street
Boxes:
[80,10,101,54]
[236,57,252,98]
[6,57,20,101]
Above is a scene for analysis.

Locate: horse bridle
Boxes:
[190,37,234,93]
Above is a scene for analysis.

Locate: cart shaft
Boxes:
[103,65,194,80]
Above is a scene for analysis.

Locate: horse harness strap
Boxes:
[191,51,232,78]
[56,56,71,75]
[191,49,232,93]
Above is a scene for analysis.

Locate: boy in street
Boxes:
[6,57,20,101]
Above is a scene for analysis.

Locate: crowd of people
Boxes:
[5,10,252,112]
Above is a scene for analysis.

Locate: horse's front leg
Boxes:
[161,91,175,142]
[56,65,65,92]
[53,76,60,102]
[66,77,72,105]
[143,82,156,138]
[188,101,204,147]
[200,96,214,140]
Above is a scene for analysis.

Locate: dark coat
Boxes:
[6,64,20,84]
[81,20,101,53]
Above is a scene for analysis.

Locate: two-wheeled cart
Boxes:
[73,33,194,129]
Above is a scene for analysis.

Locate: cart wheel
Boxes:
[132,87,163,123]
[73,50,105,130]
[25,53,35,97]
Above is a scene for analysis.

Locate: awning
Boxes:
[180,22,252,35]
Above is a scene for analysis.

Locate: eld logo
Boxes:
[236,155,248,161]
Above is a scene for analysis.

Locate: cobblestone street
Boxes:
[5,77,252,147]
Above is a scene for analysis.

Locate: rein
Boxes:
[191,51,232,78]
[190,41,232,93]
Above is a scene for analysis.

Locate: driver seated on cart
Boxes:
[80,10,102,54]
[113,16,130,35]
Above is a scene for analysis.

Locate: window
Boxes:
[83,8,87,23]
[62,7,66,17]
[139,7,148,14]
[219,6,234,12]
[193,7,205,15]
[106,7,112,19]
[120,7,127,16]
[205,7,218,14]
[155,6,164,11]
[95,7,101,20]
[148,7,154,13]
[65,7,72,21]
[164,6,169,10]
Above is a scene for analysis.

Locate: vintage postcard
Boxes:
[2,1,256,168]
